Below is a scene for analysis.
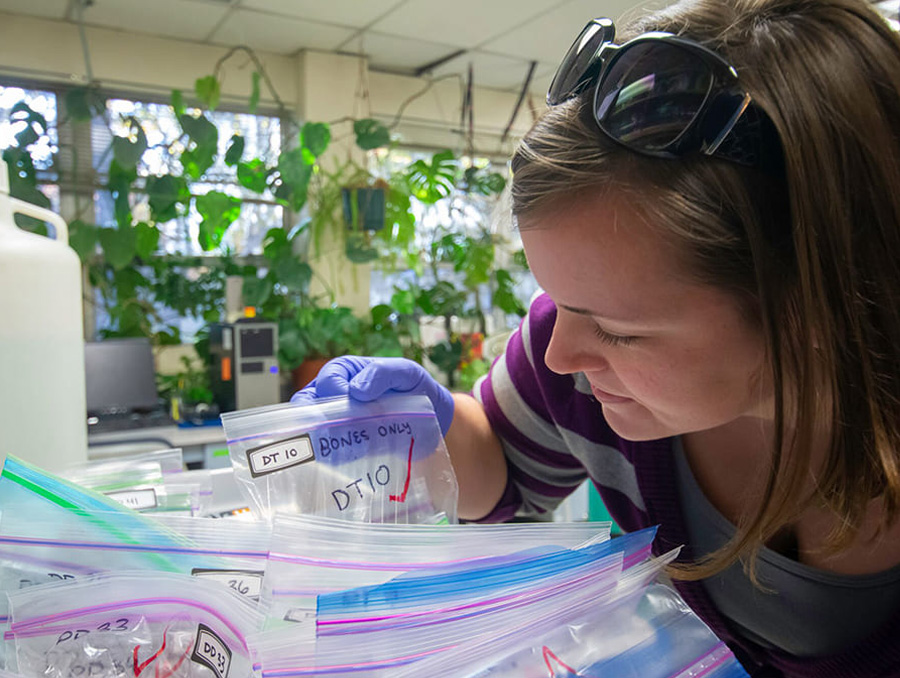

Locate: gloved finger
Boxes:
[314,356,372,397]
[349,358,425,401]
[290,380,318,404]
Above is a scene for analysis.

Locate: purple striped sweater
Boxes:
[474,293,900,678]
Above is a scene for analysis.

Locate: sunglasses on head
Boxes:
[548,18,781,171]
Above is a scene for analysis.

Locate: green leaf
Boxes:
[277,147,313,210]
[146,174,190,223]
[155,326,183,346]
[459,236,494,287]
[416,280,466,316]
[242,275,273,307]
[65,87,106,122]
[107,160,137,229]
[463,167,506,195]
[300,122,331,159]
[171,89,185,117]
[383,187,415,248]
[112,116,148,170]
[113,267,149,299]
[483,172,506,194]
[195,191,241,251]
[237,159,271,193]
[493,268,526,316]
[99,226,137,270]
[274,256,312,292]
[353,118,391,150]
[10,101,47,148]
[512,248,529,270]
[371,304,394,328]
[225,134,245,167]
[179,113,218,179]
[195,75,221,111]
[428,339,463,377]
[404,150,457,204]
[134,222,160,259]
[68,219,98,262]
[3,147,50,231]
[249,71,261,114]
[390,287,417,315]
[262,227,289,260]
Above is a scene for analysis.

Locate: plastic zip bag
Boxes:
[251,550,623,677]
[66,448,185,510]
[261,513,611,625]
[66,448,185,488]
[388,558,749,678]
[0,456,185,550]
[0,512,271,603]
[315,526,657,634]
[250,547,665,678]
[7,572,263,678]
[433,584,748,678]
[66,453,213,517]
[221,395,458,523]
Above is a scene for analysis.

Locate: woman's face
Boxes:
[519,192,773,442]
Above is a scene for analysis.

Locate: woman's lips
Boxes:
[590,384,633,404]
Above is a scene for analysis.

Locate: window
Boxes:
[0,80,289,341]
[0,85,60,214]
[95,98,284,255]
[369,146,536,333]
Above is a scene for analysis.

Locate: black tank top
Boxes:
[673,437,900,657]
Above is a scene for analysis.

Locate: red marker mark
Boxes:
[542,646,580,677]
[154,638,194,678]
[133,633,167,677]
[389,437,414,503]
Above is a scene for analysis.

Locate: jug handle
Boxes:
[9,196,69,242]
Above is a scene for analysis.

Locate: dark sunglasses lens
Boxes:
[595,43,713,151]
[548,19,614,105]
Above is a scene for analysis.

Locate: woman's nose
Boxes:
[545,312,608,376]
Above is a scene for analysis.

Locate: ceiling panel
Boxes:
[210,8,356,54]
[370,0,562,49]
[481,0,665,63]
[239,0,403,29]
[76,0,229,42]
[431,50,545,92]
[0,0,68,20]
[345,31,460,74]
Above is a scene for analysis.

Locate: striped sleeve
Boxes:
[472,295,588,520]
[473,293,649,524]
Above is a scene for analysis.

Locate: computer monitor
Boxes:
[84,338,160,415]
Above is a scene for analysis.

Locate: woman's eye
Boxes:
[593,325,636,347]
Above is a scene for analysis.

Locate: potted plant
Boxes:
[278,302,405,390]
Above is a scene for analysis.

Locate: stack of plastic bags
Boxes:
[0,394,750,677]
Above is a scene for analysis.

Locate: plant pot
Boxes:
[342,187,386,232]
[291,358,331,391]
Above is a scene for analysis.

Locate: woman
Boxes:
[293,0,900,674]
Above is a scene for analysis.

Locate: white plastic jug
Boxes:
[0,159,87,472]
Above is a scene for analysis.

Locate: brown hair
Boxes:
[511,0,900,580]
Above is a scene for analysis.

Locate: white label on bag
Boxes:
[104,488,158,510]
[283,607,316,623]
[247,435,315,477]
[191,568,263,600]
[191,624,232,678]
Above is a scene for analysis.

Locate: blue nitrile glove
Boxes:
[290,356,455,435]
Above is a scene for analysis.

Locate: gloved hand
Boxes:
[290,356,455,435]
